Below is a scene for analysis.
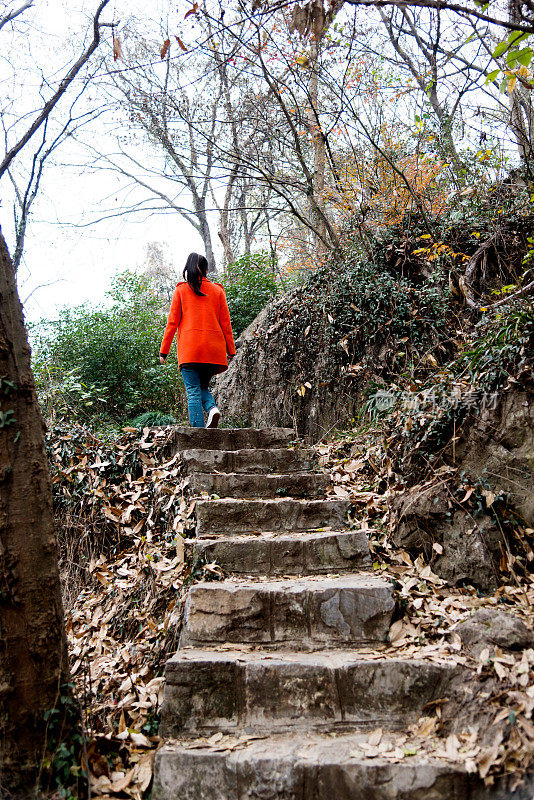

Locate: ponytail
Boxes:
[183,252,208,296]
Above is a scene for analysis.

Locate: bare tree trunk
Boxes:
[378,8,463,177]
[196,200,215,270]
[239,185,251,257]
[509,0,534,164]
[0,230,68,794]
[218,169,238,268]
[307,38,328,252]
[12,212,27,273]
[510,85,534,163]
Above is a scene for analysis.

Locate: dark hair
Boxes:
[183,252,208,296]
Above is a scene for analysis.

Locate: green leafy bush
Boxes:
[227,229,454,436]
[130,411,177,428]
[32,271,186,424]
[222,251,278,337]
[35,368,107,422]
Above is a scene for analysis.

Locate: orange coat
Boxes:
[160,278,235,372]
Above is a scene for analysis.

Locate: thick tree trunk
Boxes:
[510,85,534,163]
[0,229,68,794]
[239,186,252,258]
[427,85,463,174]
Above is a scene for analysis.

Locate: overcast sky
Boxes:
[2,0,210,323]
[2,0,519,323]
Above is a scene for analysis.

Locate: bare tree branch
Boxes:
[22,277,64,305]
[0,0,33,32]
[465,279,534,311]
[0,0,112,179]
[265,0,534,34]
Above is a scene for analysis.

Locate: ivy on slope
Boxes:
[275,238,450,379]
[246,231,454,431]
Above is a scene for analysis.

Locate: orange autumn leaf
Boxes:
[184,2,199,19]
[160,38,170,59]
[113,36,124,62]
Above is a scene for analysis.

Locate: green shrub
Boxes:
[32,367,107,422]
[222,252,278,337]
[130,411,177,428]
[32,271,186,424]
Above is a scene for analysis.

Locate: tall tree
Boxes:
[0,0,112,791]
[201,3,343,254]
[377,7,465,174]
[92,24,274,270]
[0,230,69,794]
[86,32,225,268]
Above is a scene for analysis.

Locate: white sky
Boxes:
[2,0,210,322]
[15,158,205,322]
[1,0,520,322]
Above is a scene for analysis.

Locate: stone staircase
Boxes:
[152,428,471,800]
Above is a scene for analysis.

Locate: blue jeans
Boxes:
[180,365,218,427]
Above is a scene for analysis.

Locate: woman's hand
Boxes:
[159,356,166,365]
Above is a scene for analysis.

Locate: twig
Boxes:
[480,279,534,311]
[0,0,112,179]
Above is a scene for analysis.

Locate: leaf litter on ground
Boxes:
[49,419,534,795]
[316,426,534,786]
[48,422,217,798]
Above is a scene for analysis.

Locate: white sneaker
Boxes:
[206,407,221,428]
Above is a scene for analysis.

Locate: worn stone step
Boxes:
[180,574,395,650]
[188,471,330,499]
[195,498,350,537]
[187,530,370,576]
[168,427,294,454]
[153,731,473,800]
[160,648,458,736]
[181,447,316,475]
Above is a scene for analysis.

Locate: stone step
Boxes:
[160,648,458,736]
[168,427,294,454]
[153,731,472,800]
[188,471,330,499]
[180,574,395,650]
[187,530,371,576]
[195,498,350,537]
[181,447,316,475]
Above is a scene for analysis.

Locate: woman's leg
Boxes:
[180,366,205,427]
[198,366,218,413]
